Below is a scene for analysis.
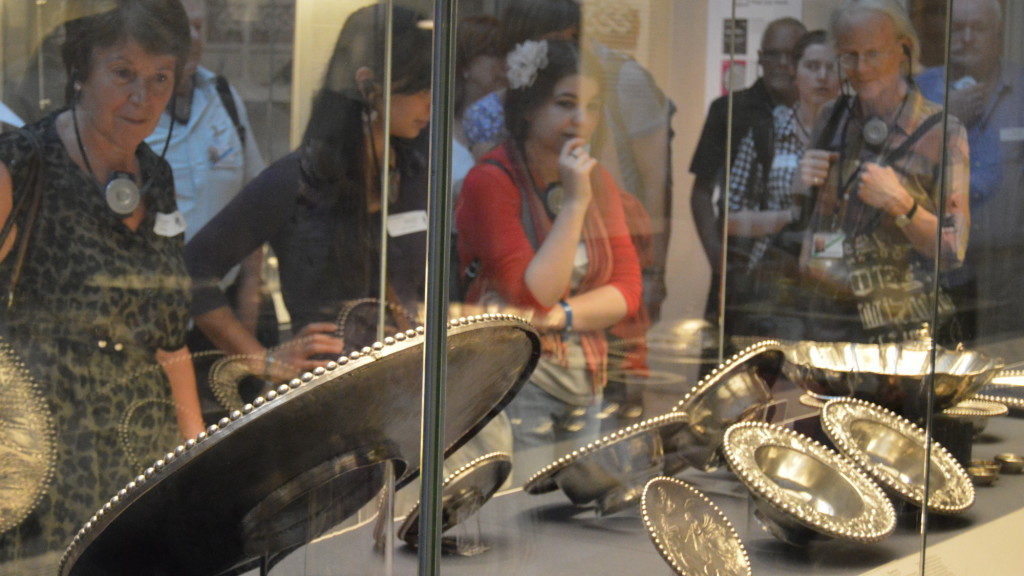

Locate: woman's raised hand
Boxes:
[558,138,598,209]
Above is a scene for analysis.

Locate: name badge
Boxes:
[1000,127,1024,142]
[387,210,428,237]
[811,232,845,259]
[154,211,186,237]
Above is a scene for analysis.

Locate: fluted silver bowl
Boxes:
[783,341,1002,420]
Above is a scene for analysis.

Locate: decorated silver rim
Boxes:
[59,314,536,576]
[977,369,1024,409]
[523,411,690,495]
[972,393,1024,410]
[641,477,751,576]
[798,394,826,410]
[821,398,974,514]
[942,398,1008,419]
[0,339,56,535]
[397,451,512,545]
[722,421,896,543]
[671,339,782,414]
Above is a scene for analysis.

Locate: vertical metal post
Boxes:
[418,0,457,574]
[377,0,396,342]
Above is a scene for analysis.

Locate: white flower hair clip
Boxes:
[507,40,549,90]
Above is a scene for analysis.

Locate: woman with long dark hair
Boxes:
[186,4,433,380]
[456,40,641,479]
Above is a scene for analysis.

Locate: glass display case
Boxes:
[0,1,1021,575]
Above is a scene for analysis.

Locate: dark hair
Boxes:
[455,15,502,115]
[300,4,432,300]
[793,29,828,63]
[505,39,594,145]
[61,0,190,104]
[501,0,580,55]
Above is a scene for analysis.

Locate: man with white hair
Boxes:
[917,0,1024,343]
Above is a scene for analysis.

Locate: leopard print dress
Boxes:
[0,113,191,568]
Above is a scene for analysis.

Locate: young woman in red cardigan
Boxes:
[456,39,642,481]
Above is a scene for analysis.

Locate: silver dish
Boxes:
[0,339,56,535]
[976,369,1024,410]
[783,340,1002,419]
[60,315,540,576]
[667,340,785,472]
[722,422,896,546]
[994,453,1024,474]
[967,465,998,487]
[821,398,974,515]
[397,451,512,549]
[523,412,689,516]
[940,398,1008,437]
[641,477,751,576]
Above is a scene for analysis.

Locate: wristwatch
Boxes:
[895,200,918,229]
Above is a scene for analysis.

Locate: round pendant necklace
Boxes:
[71,105,141,216]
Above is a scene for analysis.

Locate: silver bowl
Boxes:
[994,453,1024,474]
[667,340,785,472]
[940,398,1008,437]
[783,341,1002,420]
[524,412,689,515]
[722,422,896,546]
[641,477,751,576]
[821,398,974,515]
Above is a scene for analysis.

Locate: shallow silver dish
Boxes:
[976,369,1024,410]
[397,452,512,549]
[60,315,540,576]
[722,422,896,546]
[641,477,751,576]
[524,412,689,515]
[783,341,1001,420]
[994,453,1024,474]
[941,398,1008,437]
[667,340,785,472]
[0,339,56,535]
[821,398,974,515]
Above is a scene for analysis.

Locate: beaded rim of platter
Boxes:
[522,411,690,495]
[670,339,783,415]
[821,398,975,515]
[722,421,896,544]
[0,339,57,534]
[59,313,532,576]
[397,451,512,544]
[641,476,751,576]
[941,397,1008,419]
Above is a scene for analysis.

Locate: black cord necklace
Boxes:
[71,105,142,216]
[792,102,811,141]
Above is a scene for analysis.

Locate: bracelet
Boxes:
[262,352,275,381]
[558,299,573,336]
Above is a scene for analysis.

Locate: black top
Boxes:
[689,78,776,182]
[186,147,428,337]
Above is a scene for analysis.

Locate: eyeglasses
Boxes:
[837,46,899,69]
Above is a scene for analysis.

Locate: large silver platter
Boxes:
[0,339,56,534]
[976,369,1024,410]
[59,315,540,576]
[668,340,784,472]
[523,412,689,515]
[722,422,896,546]
[641,476,751,576]
[783,341,1001,419]
[821,398,974,515]
[397,451,512,548]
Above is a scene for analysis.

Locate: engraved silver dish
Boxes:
[641,477,751,576]
[722,422,896,546]
[783,340,1002,420]
[397,451,512,550]
[666,340,785,472]
[821,398,974,515]
[0,340,56,535]
[59,315,540,576]
[524,412,689,515]
[940,398,1008,437]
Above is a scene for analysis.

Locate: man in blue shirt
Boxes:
[917,0,1024,343]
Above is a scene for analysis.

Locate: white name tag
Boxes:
[1000,127,1024,142]
[811,232,845,259]
[154,211,186,237]
[387,210,428,237]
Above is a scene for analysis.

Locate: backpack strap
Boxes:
[214,75,247,150]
